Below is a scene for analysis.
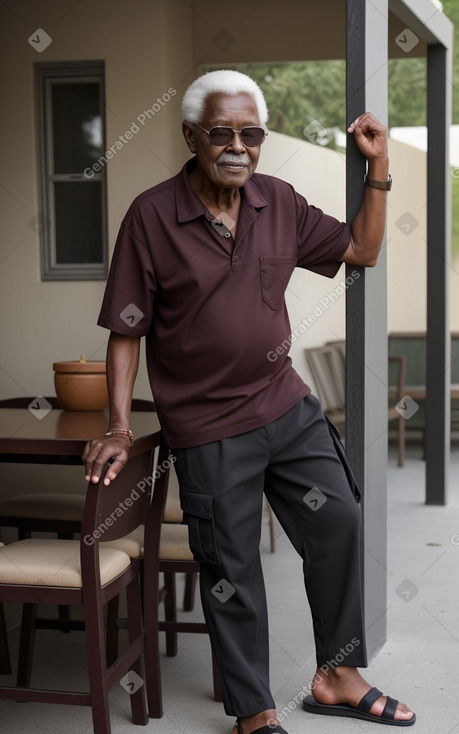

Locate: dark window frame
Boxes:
[35,60,108,281]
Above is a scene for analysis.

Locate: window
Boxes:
[35,61,107,280]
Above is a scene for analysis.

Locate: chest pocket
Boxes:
[259,257,297,311]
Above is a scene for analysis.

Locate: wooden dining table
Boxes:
[0,406,161,465]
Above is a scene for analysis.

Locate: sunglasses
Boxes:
[193,123,267,147]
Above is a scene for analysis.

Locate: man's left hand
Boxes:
[347,112,388,161]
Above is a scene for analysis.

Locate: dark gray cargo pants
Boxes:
[173,394,367,718]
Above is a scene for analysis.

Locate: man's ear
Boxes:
[182,121,196,153]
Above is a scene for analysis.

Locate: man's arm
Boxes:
[340,112,390,268]
[82,332,140,485]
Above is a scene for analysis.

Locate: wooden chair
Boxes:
[305,343,406,466]
[305,344,347,432]
[0,397,72,676]
[0,432,168,733]
[0,397,158,639]
[162,465,199,611]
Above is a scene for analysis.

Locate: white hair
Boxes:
[181,70,268,126]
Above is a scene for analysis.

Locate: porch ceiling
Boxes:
[190,0,450,67]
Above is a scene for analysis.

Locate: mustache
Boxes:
[216,153,251,166]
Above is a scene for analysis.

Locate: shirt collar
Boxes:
[176,157,268,223]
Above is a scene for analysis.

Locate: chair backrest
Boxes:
[328,339,346,360]
[80,435,160,553]
[305,345,345,411]
[388,333,426,386]
[0,397,60,409]
[80,434,163,594]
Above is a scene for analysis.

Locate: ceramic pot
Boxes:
[53,360,108,411]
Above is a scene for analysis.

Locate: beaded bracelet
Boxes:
[105,429,134,446]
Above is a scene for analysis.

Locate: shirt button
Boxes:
[224,232,231,238]
[233,256,239,261]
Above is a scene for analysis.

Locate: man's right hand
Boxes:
[82,434,131,485]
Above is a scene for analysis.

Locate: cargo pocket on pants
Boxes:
[325,415,361,502]
[179,485,221,565]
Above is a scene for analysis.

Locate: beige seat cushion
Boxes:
[101,523,193,561]
[0,493,85,521]
[101,525,145,557]
[159,523,193,561]
[0,539,130,587]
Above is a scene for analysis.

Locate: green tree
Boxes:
[388,58,426,127]
[440,0,459,124]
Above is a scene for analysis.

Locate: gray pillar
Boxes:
[425,43,451,505]
[346,0,389,660]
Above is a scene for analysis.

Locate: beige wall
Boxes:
[0,0,192,403]
[387,138,428,331]
[387,137,459,334]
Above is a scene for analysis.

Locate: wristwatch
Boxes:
[364,173,392,191]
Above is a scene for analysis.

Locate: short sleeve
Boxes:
[97,214,156,336]
[294,190,351,278]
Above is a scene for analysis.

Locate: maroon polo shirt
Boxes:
[98,158,351,448]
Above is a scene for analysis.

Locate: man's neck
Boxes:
[188,168,241,214]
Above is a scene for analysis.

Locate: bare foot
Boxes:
[230,708,280,733]
[310,666,415,722]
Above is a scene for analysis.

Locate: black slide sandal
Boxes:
[303,686,416,726]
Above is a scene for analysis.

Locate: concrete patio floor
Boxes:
[1,439,458,734]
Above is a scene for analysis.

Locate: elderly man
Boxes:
[83,70,415,732]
